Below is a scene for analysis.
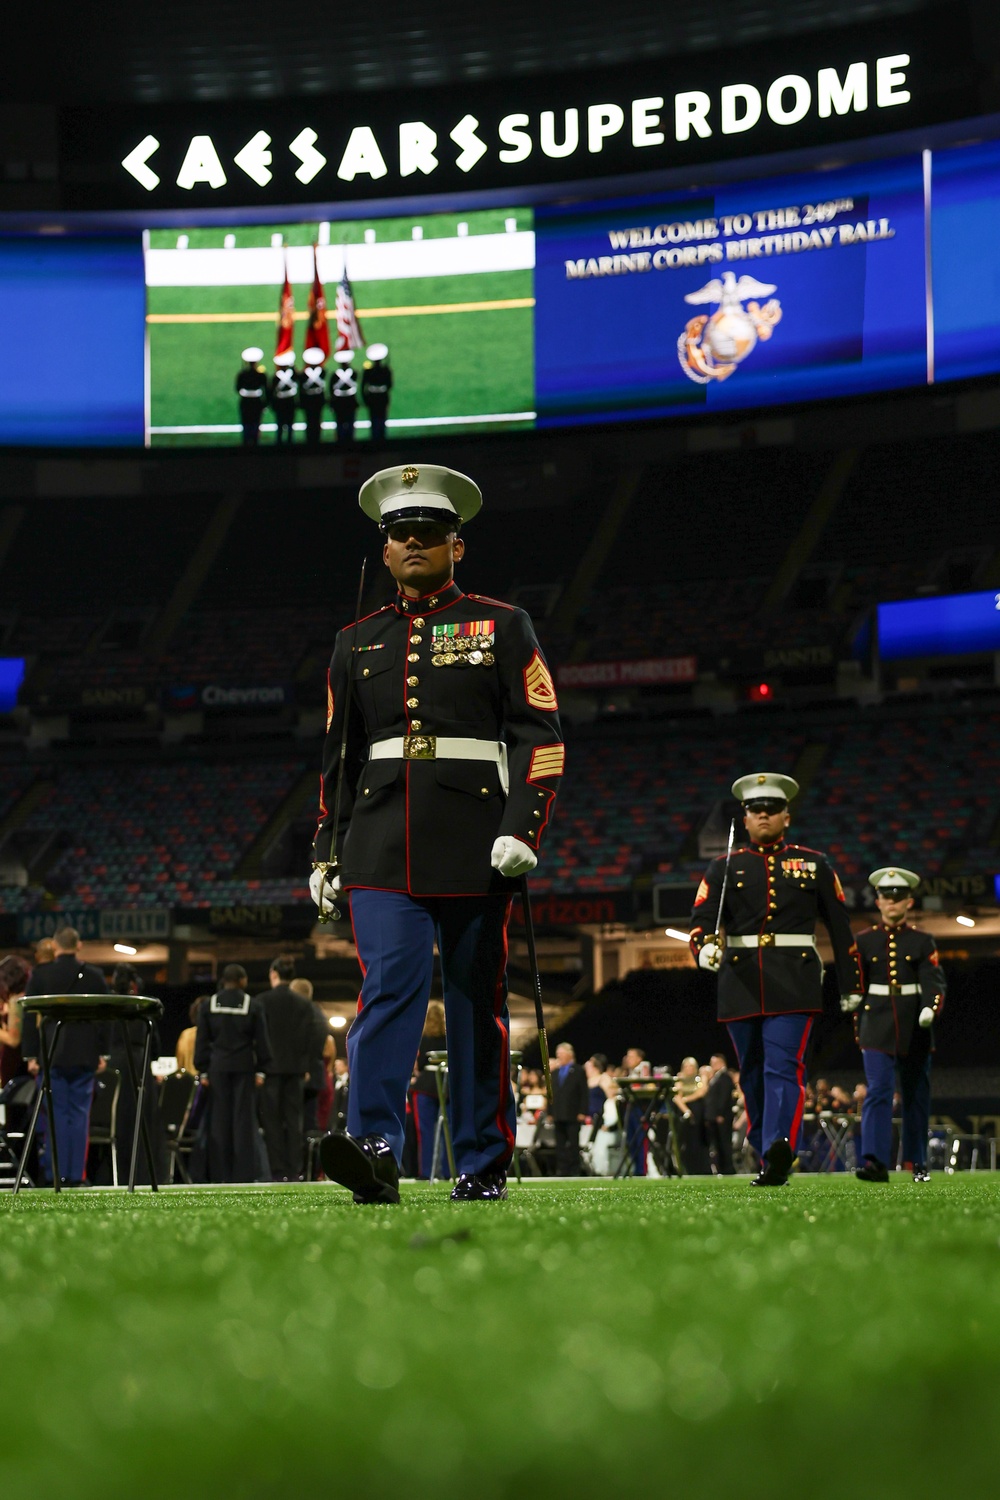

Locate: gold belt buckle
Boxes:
[758,933,775,947]
[403,734,437,760]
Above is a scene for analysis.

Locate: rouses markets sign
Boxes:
[58,12,972,210]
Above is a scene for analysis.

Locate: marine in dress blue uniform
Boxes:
[850,867,945,1183]
[311,464,564,1203]
[235,346,267,446]
[299,346,328,449]
[270,350,299,446]
[690,773,863,1186]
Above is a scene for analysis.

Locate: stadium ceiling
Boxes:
[13,0,939,105]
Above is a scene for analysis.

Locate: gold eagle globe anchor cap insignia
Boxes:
[359,463,484,532]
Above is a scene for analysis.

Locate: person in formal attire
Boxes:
[690,773,862,1187]
[21,928,108,1187]
[550,1042,588,1176]
[329,350,359,445]
[290,977,331,1145]
[311,463,564,1203]
[236,346,268,445]
[361,343,392,443]
[104,961,163,1185]
[704,1051,736,1174]
[256,956,319,1181]
[850,867,945,1184]
[300,347,328,448]
[270,350,299,446]
[194,964,272,1183]
[672,1056,712,1174]
[0,954,32,1086]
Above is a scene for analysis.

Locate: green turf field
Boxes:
[146,209,535,445]
[3,1175,999,1498]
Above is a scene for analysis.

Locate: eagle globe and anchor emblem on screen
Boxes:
[677,271,783,384]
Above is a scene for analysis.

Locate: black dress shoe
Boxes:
[912,1166,931,1183]
[450,1169,508,1201]
[319,1133,400,1204]
[751,1137,793,1187]
[856,1156,890,1182]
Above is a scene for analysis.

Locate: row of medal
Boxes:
[431,633,495,668]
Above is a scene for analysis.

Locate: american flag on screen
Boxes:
[334,267,365,351]
[275,254,295,357]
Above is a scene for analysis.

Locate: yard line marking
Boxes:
[147,297,535,324]
[150,411,537,435]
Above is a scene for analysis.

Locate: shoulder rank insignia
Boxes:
[694,878,710,906]
[326,678,334,731]
[524,650,558,711]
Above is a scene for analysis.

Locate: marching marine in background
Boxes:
[300,347,328,449]
[849,868,945,1183]
[310,463,564,1203]
[270,350,299,446]
[236,346,268,446]
[362,342,392,443]
[329,350,359,445]
[690,774,863,1186]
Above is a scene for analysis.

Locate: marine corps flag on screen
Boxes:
[306,245,331,357]
[275,254,295,358]
[334,266,364,352]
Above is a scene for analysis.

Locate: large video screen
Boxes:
[146,208,534,444]
[878,590,1000,660]
[4,131,1000,446]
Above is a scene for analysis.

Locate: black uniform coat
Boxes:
[689,840,862,1022]
[855,922,945,1056]
[22,955,109,1070]
[313,580,564,896]
[256,984,318,1074]
[194,988,272,1074]
[551,1061,589,1123]
[235,366,268,403]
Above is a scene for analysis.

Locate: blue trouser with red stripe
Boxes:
[348,890,516,1176]
[727,1013,812,1160]
[861,1048,932,1168]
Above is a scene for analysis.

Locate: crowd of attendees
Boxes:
[0,951,898,1187]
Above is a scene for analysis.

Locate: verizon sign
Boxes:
[57,13,972,210]
[557,658,698,690]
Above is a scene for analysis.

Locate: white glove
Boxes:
[918,1007,935,1028]
[840,993,863,1014]
[490,836,538,878]
[698,943,722,972]
[309,866,342,914]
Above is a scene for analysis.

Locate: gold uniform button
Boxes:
[533,810,541,818]
[413,617,425,628]
[407,676,419,686]
[407,653,419,663]
[407,697,419,708]
[362,668,370,677]
[411,720,422,730]
[429,597,439,607]
[411,634,422,644]
[363,788,370,796]
[481,787,489,796]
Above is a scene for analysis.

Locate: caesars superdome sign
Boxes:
[59,12,973,211]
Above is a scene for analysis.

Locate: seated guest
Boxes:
[0,955,32,1086]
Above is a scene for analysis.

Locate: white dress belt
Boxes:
[868,983,920,996]
[727,933,819,950]
[370,736,509,793]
